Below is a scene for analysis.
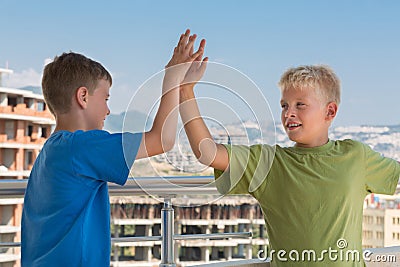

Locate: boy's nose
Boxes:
[107,108,110,116]
[284,107,296,118]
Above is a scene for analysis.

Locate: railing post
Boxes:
[160,196,176,267]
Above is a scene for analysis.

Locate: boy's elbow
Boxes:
[144,131,175,156]
[197,152,218,167]
[196,139,218,167]
[197,156,212,167]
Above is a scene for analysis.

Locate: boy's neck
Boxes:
[294,138,330,148]
[54,112,92,133]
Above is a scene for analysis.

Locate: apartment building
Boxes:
[0,68,55,266]
[363,194,400,249]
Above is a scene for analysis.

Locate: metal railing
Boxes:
[0,176,220,197]
[0,176,252,267]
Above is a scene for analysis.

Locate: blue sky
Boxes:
[1,0,399,126]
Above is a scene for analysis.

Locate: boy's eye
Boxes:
[281,103,288,109]
[297,103,305,107]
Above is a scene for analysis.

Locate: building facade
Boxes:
[363,194,400,249]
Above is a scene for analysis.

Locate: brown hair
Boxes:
[42,52,112,115]
[278,65,341,105]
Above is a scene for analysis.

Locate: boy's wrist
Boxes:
[180,85,195,101]
[162,75,183,93]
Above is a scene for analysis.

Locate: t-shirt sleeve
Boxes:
[72,130,142,185]
[214,144,275,196]
[364,143,400,195]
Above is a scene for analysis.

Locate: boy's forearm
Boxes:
[162,73,182,94]
[179,85,219,166]
[136,74,182,159]
[151,78,180,148]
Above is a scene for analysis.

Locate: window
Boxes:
[393,232,400,240]
[24,150,34,170]
[8,96,17,107]
[5,121,15,139]
[42,127,47,138]
[363,215,374,224]
[27,125,33,137]
[37,102,44,111]
[24,98,34,109]
[363,230,373,239]
[376,231,383,240]
[27,151,33,165]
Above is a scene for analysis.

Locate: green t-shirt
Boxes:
[215,140,400,267]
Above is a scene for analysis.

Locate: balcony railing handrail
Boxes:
[0,242,21,248]
[0,176,219,198]
[0,232,253,248]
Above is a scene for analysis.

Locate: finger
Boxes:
[192,58,202,70]
[193,53,203,63]
[192,53,207,72]
[197,56,208,68]
[190,46,205,61]
[179,29,191,51]
[178,33,184,44]
[195,57,208,76]
[198,39,206,50]
[190,39,206,58]
[186,34,197,56]
[175,34,184,52]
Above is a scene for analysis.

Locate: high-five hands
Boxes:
[165,29,207,86]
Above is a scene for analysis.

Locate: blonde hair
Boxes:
[278,65,341,105]
[42,52,112,115]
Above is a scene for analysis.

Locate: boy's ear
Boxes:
[326,102,338,121]
[76,87,89,109]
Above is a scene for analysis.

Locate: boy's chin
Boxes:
[286,135,298,143]
[288,136,306,146]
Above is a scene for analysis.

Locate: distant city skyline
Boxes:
[1,0,399,126]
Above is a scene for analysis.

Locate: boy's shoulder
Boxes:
[51,129,111,139]
[44,130,115,148]
[278,139,367,154]
[333,139,369,151]
[333,138,363,147]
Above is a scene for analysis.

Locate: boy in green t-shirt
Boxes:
[179,62,400,266]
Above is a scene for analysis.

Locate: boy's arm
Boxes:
[179,66,230,171]
[136,30,205,159]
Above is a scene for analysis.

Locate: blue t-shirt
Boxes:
[21,130,142,267]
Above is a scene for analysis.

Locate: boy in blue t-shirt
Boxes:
[21,29,206,267]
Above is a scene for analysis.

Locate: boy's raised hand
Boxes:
[165,29,206,86]
[181,39,208,86]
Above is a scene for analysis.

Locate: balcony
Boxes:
[0,133,47,149]
[0,177,399,267]
[0,103,54,124]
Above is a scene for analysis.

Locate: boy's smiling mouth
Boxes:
[286,122,302,130]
